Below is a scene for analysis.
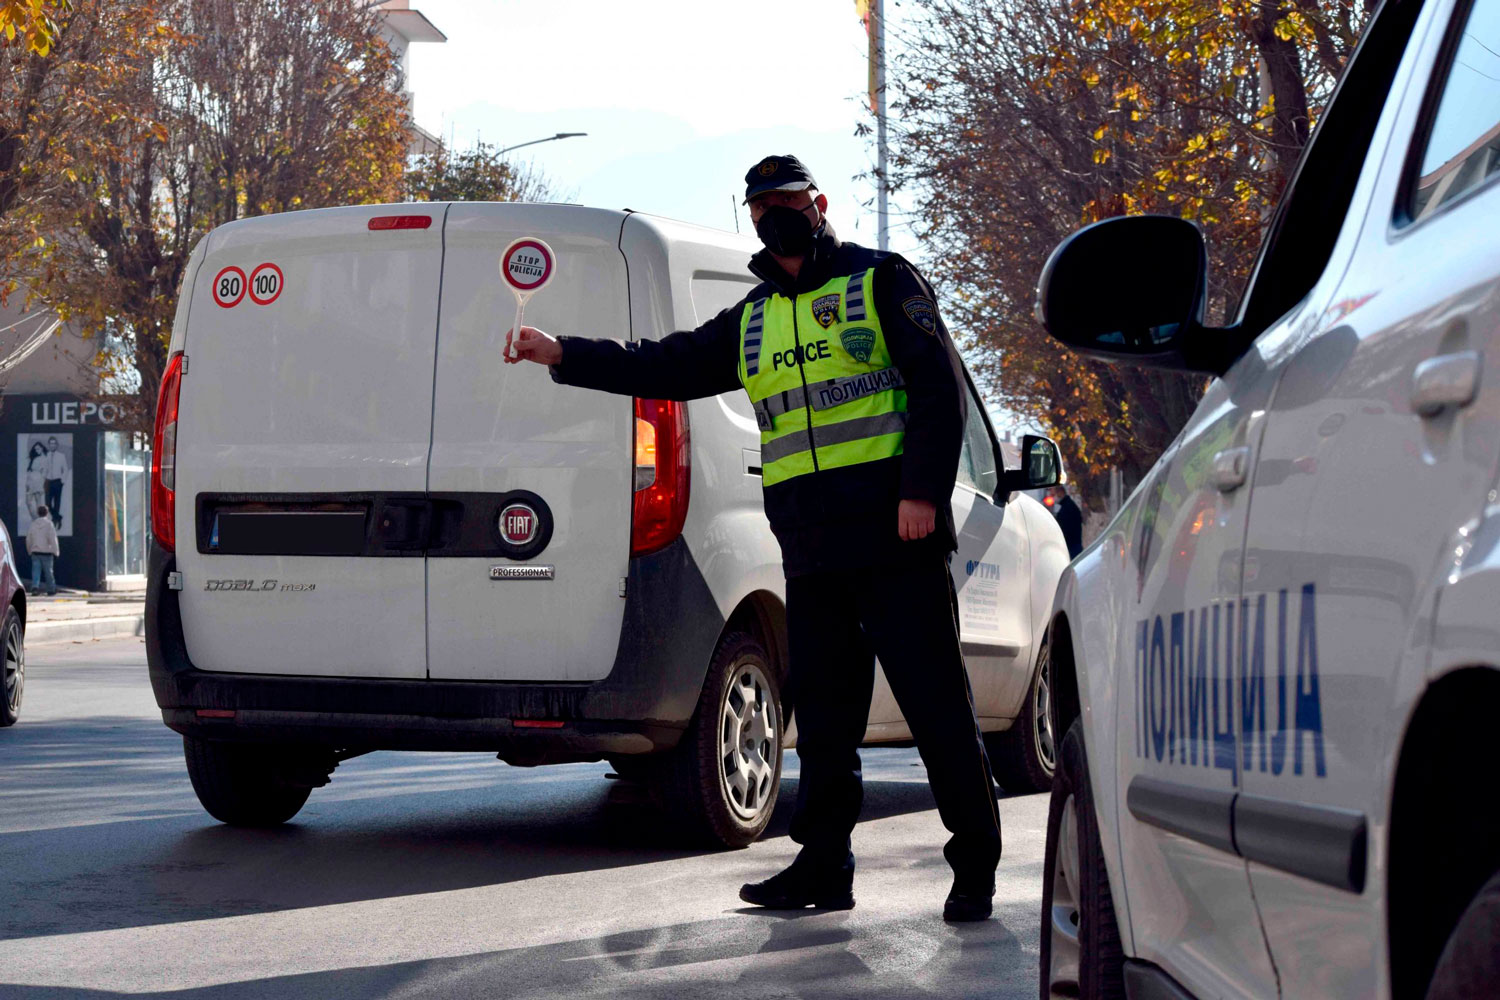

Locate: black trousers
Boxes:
[44,478,62,525]
[785,556,1003,878]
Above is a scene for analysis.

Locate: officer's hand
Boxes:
[898,499,937,541]
[505,325,562,366]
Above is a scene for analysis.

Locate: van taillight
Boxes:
[631,398,689,557]
[151,352,184,552]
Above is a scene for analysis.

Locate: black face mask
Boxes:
[755,204,819,257]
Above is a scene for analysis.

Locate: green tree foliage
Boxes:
[405,141,558,204]
[887,0,1370,505]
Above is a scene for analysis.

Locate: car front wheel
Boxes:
[1040,718,1125,1000]
[0,605,24,727]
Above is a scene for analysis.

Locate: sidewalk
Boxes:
[24,591,145,645]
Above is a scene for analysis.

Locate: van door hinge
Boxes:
[167,572,184,591]
[179,355,188,374]
[619,577,628,598]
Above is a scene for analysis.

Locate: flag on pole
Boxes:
[855,0,879,113]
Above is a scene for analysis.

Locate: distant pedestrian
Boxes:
[26,505,59,596]
[1050,486,1083,559]
[42,436,68,529]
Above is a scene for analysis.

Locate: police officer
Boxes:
[507,155,1003,921]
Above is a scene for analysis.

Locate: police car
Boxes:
[145,201,1069,849]
[1033,0,1500,994]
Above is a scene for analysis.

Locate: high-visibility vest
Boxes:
[738,267,907,487]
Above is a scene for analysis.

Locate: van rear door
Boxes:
[425,205,633,681]
[173,206,444,679]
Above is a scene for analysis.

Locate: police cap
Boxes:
[744,155,818,203]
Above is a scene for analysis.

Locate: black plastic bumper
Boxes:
[146,537,726,762]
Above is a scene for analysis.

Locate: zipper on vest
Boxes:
[788,293,821,474]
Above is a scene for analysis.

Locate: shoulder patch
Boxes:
[902,296,938,334]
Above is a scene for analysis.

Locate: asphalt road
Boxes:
[0,636,1050,999]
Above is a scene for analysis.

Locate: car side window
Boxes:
[1407,0,1500,222]
[957,383,1000,497]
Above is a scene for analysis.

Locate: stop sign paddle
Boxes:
[501,237,556,360]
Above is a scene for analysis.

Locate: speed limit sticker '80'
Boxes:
[213,262,283,308]
[211,266,247,308]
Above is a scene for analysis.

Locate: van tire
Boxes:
[183,736,313,827]
[1040,719,1125,1000]
[986,635,1056,794]
[654,631,782,849]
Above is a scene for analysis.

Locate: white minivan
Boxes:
[145,202,1069,847]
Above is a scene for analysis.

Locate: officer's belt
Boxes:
[753,366,905,432]
[759,411,909,464]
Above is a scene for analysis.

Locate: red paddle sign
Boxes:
[500,237,558,360]
[501,238,555,293]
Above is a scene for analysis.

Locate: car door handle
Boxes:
[1412,350,1481,416]
[1211,446,1250,492]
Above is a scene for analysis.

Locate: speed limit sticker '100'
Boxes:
[212,262,283,308]
[249,262,284,305]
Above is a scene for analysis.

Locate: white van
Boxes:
[145,202,1068,847]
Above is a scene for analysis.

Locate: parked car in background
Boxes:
[1,517,27,726]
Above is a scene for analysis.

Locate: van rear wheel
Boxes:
[183,736,314,827]
[655,631,782,848]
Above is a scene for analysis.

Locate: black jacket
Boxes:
[550,222,967,577]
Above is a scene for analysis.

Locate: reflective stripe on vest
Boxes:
[737,266,907,487]
[743,299,767,377]
[845,269,867,321]
[752,366,906,431]
[760,410,908,464]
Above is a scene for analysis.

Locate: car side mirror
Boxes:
[1001,434,1062,492]
[1035,215,1225,374]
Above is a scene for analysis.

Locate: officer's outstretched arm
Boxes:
[504,304,746,401]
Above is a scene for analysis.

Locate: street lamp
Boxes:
[497,132,587,155]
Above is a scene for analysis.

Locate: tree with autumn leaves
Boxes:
[2,0,415,425]
[887,0,1371,506]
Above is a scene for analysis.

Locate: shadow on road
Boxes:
[0,904,1031,999]
[1,715,988,943]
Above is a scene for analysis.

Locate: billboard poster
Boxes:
[17,432,75,537]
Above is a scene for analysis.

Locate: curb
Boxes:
[27,614,145,645]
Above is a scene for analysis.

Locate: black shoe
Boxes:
[739,862,855,910]
[943,876,995,922]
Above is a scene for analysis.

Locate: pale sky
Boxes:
[403,0,925,258]
[402,1,1035,436]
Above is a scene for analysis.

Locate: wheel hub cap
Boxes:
[4,621,23,714]
[1048,792,1082,998]
[719,661,778,822]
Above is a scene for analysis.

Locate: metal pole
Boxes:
[876,0,888,252]
[496,132,587,156]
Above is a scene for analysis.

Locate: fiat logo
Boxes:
[498,504,538,546]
